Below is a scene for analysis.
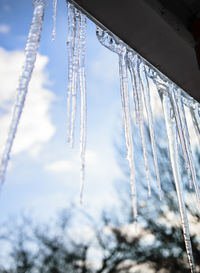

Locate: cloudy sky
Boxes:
[0,0,125,222]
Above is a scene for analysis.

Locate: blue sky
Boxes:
[0,0,124,222]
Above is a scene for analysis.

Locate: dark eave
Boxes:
[69,0,200,103]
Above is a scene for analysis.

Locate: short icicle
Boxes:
[119,48,137,221]
[169,86,200,208]
[160,90,196,273]
[128,54,151,197]
[0,0,45,188]
[78,13,87,204]
[52,0,58,41]
[140,61,162,200]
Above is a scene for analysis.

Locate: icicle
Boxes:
[66,2,75,143]
[128,54,151,197]
[96,28,137,219]
[70,9,81,147]
[78,13,87,204]
[190,103,200,146]
[96,24,198,272]
[52,0,58,41]
[119,48,137,221]
[67,2,87,202]
[66,4,81,147]
[169,86,200,208]
[140,62,162,200]
[96,27,120,55]
[0,0,45,188]
[160,90,196,273]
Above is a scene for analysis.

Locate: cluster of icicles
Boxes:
[96,27,200,273]
[0,0,200,272]
[69,8,200,272]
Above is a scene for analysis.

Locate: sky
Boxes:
[0,0,124,223]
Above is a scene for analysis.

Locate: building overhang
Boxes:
[69,0,200,103]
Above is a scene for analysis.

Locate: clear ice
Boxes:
[139,62,162,200]
[96,26,199,272]
[190,103,200,146]
[128,54,151,196]
[119,49,137,220]
[52,0,58,41]
[67,3,80,147]
[96,27,138,220]
[66,2,75,143]
[169,86,200,208]
[79,13,87,203]
[0,0,45,188]
[67,1,87,203]
[160,89,196,273]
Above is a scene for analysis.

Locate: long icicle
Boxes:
[69,8,81,147]
[169,86,200,208]
[140,61,162,200]
[0,0,45,188]
[66,2,75,142]
[128,55,151,196]
[119,48,137,221]
[52,0,58,41]
[160,90,196,273]
[170,87,192,189]
[177,96,200,204]
[78,13,87,203]
[66,3,81,147]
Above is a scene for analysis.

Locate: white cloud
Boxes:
[0,24,10,34]
[85,150,98,166]
[45,149,121,178]
[44,150,97,173]
[45,160,75,173]
[89,47,118,84]
[0,47,55,158]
